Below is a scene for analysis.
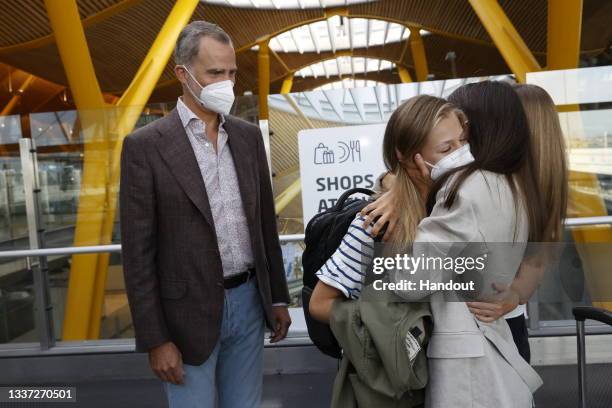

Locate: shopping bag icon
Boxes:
[314,143,334,164]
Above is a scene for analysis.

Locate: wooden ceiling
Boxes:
[0,0,611,114]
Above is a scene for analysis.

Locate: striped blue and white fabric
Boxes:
[315,214,375,299]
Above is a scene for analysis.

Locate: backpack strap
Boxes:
[334,188,376,211]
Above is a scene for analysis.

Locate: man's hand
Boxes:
[467,283,520,323]
[149,341,185,385]
[360,189,399,241]
[269,306,291,343]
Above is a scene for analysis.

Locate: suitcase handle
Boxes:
[572,306,612,326]
[572,306,611,408]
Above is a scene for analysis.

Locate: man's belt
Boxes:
[223,267,256,289]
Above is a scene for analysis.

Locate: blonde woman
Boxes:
[362,84,569,365]
[361,81,546,407]
[309,94,468,321]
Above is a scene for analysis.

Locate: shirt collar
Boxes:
[176,97,226,130]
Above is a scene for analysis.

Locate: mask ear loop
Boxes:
[180,65,205,96]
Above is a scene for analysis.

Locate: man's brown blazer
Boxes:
[119,109,290,365]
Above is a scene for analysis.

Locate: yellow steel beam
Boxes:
[280,73,294,94]
[1,75,35,115]
[47,0,199,340]
[156,10,537,92]
[270,48,291,75]
[398,66,413,83]
[335,49,352,58]
[282,93,314,129]
[568,172,612,311]
[468,0,541,83]
[89,0,200,339]
[0,0,144,55]
[545,0,610,309]
[258,37,271,120]
[44,0,109,341]
[323,7,349,18]
[42,3,107,110]
[547,0,583,70]
[409,28,429,82]
[398,33,411,66]
[31,86,66,112]
[274,177,302,214]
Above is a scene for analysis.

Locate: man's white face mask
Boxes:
[424,143,475,180]
[180,65,235,115]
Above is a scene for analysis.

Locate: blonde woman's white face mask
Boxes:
[424,143,474,180]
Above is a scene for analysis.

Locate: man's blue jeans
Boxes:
[164,278,265,408]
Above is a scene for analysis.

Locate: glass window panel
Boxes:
[295,57,394,78]
[0,115,22,145]
[0,117,39,344]
[0,115,26,247]
[527,65,612,105]
[269,17,410,53]
[201,0,375,9]
[0,262,36,344]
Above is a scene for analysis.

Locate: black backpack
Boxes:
[301,187,378,359]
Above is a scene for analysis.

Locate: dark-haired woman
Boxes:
[363,81,546,407]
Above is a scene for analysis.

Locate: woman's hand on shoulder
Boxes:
[360,189,398,241]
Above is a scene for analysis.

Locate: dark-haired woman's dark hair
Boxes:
[427,80,546,242]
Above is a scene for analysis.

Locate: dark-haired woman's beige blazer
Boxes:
[395,170,542,408]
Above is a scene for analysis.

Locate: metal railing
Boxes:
[3,214,612,259]
[0,217,611,356]
[564,216,612,226]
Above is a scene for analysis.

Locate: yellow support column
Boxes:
[568,172,612,311]
[468,0,541,82]
[546,0,610,309]
[1,75,35,115]
[45,0,109,340]
[547,0,583,70]
[43,1,107,110]
[275,177,301,214]
[398,66,413,83]
[409,29,429,82]
[280,73,294,94]
[258,37,271,120]
[89,0,200,339]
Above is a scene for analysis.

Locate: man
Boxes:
[120,21,291,408]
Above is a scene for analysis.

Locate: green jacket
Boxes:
[329,284,431,408]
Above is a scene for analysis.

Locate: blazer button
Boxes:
[217,281,224,288]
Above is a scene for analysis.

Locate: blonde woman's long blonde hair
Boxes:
[513,84,568,242]
[382,95,467,246]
